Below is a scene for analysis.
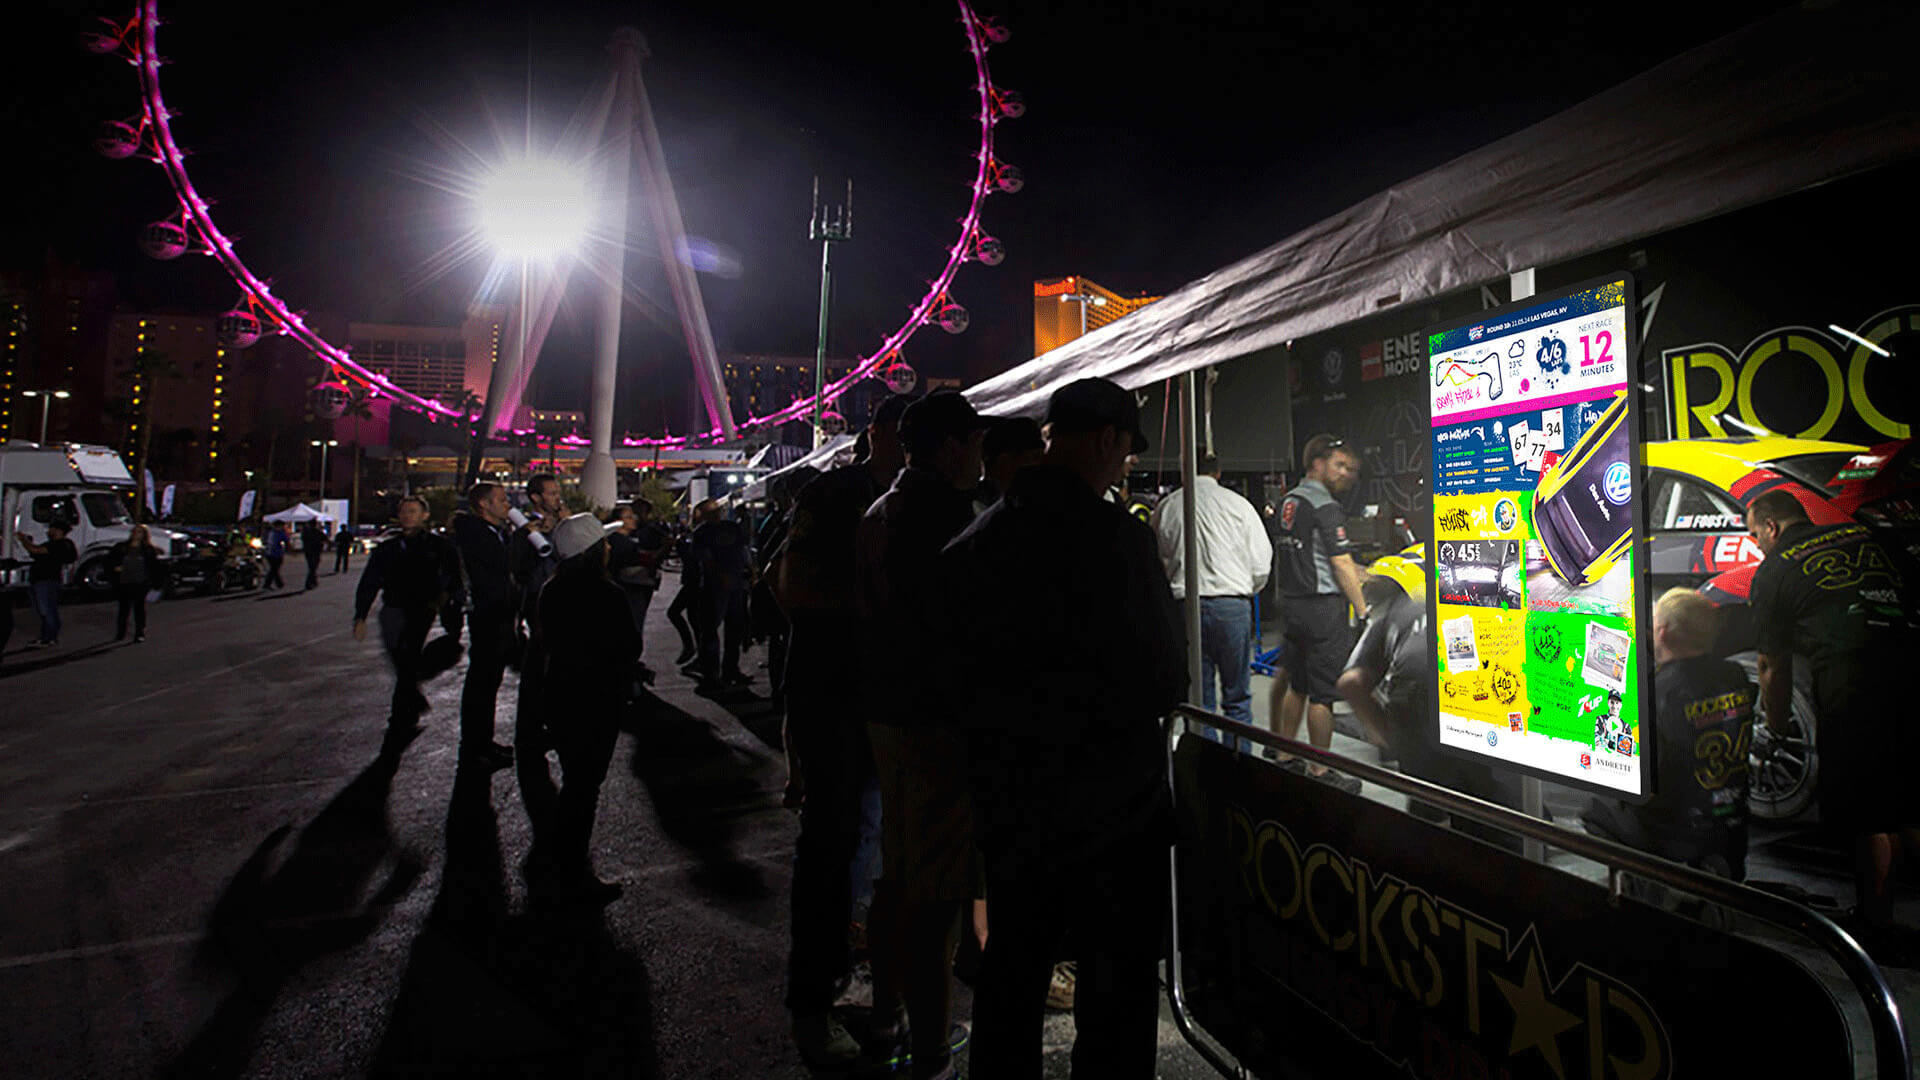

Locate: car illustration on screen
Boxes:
[1532,391,1632,586]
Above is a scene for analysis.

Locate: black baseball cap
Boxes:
[983,416,1044,461]
[1043,377,1149,454]
[900,390,989,453]
[871,393,916,429]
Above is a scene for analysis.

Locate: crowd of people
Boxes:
[340,379,1187,1078]
[10,369,1916,1065]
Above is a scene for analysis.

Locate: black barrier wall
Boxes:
[1170,731,1857,1079]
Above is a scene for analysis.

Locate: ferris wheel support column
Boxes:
[581,31,641,511]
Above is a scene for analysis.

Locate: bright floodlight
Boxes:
[476,158,594,260]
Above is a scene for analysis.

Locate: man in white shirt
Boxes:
[1152,451,1273,730]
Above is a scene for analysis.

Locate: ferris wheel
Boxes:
[81,1,1024,477]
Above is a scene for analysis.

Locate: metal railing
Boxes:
[1161,704,1911,1080]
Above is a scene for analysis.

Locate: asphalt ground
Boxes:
[0,568,1219,1079]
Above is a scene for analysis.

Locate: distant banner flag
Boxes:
[144,469,156,514]
[238,490,257,521]
[160,484,176,518]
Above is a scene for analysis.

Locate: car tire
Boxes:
[76,557,113,595]
[1730,650,1818,822]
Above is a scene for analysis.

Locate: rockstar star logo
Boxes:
[1492,938,1582,1079]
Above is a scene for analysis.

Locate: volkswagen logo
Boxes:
[1603,461,1631,505]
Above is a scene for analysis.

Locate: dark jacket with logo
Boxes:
[1639,655,1755,846]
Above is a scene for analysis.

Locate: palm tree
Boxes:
[449,388,485,483]
[109,350,183,522]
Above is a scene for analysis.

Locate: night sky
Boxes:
[6,0,1780,432]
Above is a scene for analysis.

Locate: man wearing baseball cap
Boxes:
[526,512,636,904]
[853,389,989,1077]
[933,376,1185,1077]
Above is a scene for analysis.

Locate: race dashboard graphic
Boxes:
[1426,277,1650,797]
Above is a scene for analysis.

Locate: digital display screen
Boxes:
[1425,275,1650,797]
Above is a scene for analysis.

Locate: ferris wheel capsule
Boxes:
[995,90,1025,119]
[993,164,1024,194]
[819,411,848,438]
[935,302,970,335]
[140,220,189,260]
[311,381,353,420]
[216,309,262,349]
[94,120,142,159]
[972,234,1005,266]
[882,363,919,395]
[981,17,1012,44]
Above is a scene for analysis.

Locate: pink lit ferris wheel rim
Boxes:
[128,0,1013,448]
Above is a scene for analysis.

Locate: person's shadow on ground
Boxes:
[0,640,119,678]
[625,688,783,903]
[164,742,422,1079]
[370,760,659,1078]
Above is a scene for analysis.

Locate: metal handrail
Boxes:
[1162,704,1911,1080]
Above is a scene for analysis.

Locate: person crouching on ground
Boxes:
[527,512,639,905]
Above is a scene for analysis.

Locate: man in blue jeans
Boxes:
[17,522,78,647]
[1151,450,1272,740]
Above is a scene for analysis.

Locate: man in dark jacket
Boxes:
[509,474,563,747]
[774,393,910,1068]
[689,503,755,688]
[1747,489,1919,942]
[854,390,988,1078]
[300,520,326,590]
[451,483,519,769]
[530,512,636,904]
[354,497,461,733]
[935,378,1186,1079]
[333,523,353,575]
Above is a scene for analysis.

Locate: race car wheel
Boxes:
[1731,651,1818,822]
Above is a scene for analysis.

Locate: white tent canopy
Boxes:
[965,1,1920,418]
[732,435,855,503]
[263,503,329,523]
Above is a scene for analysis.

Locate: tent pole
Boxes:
[1181,371,1203,705]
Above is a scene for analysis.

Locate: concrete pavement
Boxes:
[0,569,1216,1078]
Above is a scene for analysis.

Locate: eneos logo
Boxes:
[1603,461,1631,505]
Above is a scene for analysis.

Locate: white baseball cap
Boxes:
[552,512,618,559]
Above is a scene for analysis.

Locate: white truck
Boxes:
[1,441,186,593]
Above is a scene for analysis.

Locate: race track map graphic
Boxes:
[1427,277,1647,795]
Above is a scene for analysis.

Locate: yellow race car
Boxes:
[1532,391,1633,587]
